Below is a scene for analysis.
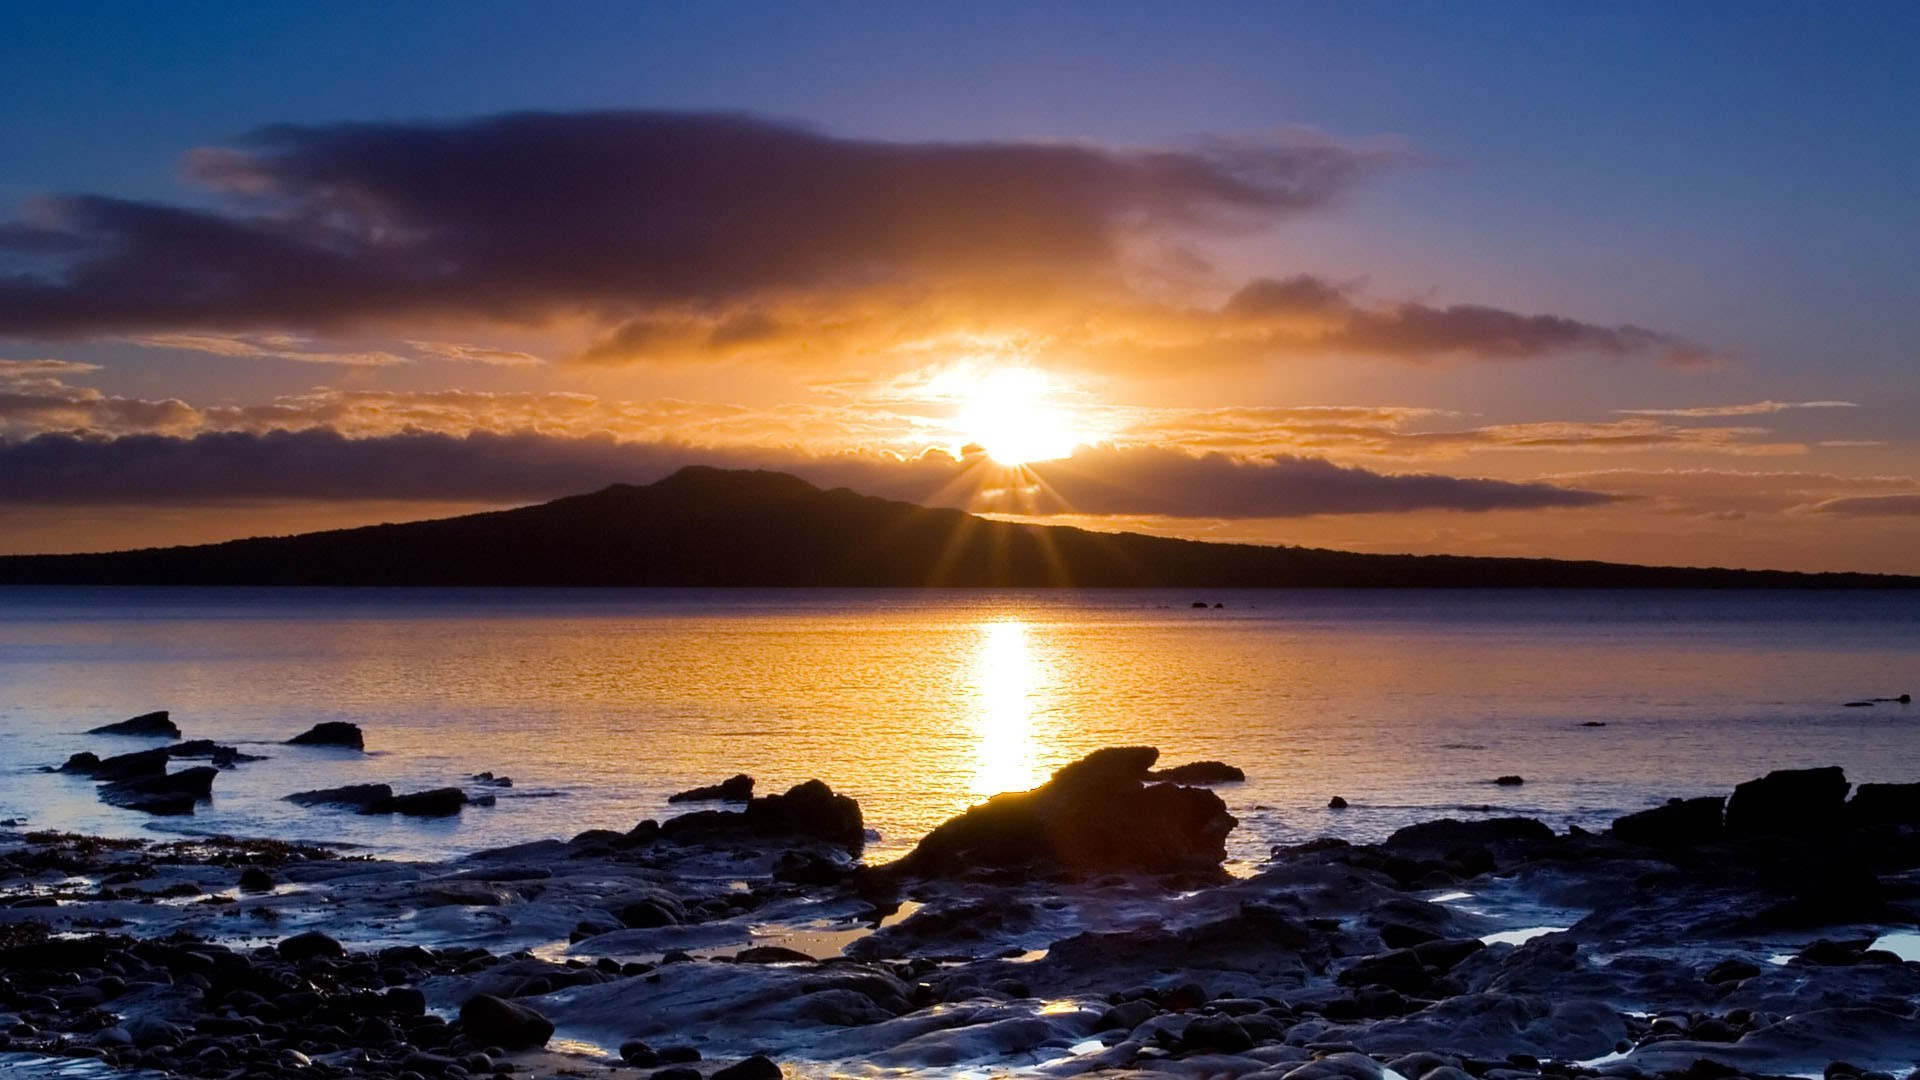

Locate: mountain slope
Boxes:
[0,466,1911,588]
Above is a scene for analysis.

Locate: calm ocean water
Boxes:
[1,587,1916,867]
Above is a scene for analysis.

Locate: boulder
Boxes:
[1493,775,1526,787]
[668,773,755,802]
[62,747,170,781]
[285,783,394,808]
[1610,796,1725,847]
[99,767,217,815]
[1328,796,1349,809]
[1725,766,1850,834]
[365,787,469,817]
[885,746,1238,877]
[86,711,179,738]
[285,722,364,749]
[662,778,864,851]
[1847,782,1920,825]
[1146,760,1246,785]
[712,1055,782,1080]
[277,931,345,962]
[458,993,552,1049]
[1381,817,1554,855]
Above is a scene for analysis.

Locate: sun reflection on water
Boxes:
[968,620,1058,798]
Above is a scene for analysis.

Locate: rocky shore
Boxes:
[3,744,1918,1080]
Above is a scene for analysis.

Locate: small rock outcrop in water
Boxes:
[884,746,1237,878]
[668,773,755,802]
[1848,781,1920,824]
[284,783,394,809]
[1146,760,1246,785]
[98,767,218,816]
[1610,795,1725,847]
[285,721,365,749]
[85,711,179,738]
[1328,795,1349,809]
[1725,765,1850,833]
[1493,774,1526,786]
[364,787,469,817]
[59,747,170,781]
[661,779,863,851]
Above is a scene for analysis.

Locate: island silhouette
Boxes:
[0,466,1911,588]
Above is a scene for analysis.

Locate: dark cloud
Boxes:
[1219,275,1715,365]
[0,428,1615,518]
[0,112,1389,336]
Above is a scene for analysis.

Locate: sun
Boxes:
[951,367,1084,466]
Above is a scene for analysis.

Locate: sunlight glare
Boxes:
[968,620,1051,797]
[953,368,1083,466]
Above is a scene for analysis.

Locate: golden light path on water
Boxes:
[966,620,1058,798]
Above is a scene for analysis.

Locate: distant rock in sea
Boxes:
[86,711,179,738]
[1146,760,1246,785]
[668,773,755,803]
[286,721,365,749]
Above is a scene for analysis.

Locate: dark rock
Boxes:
[63,747,170,781]
[1725,766,1850,834]
[662,778,863,851]
[712,1055,782,1080]
[620,1040,659,1066]
[1328,796,1349,810]
[1146,761,1246,785]
[658,1045,702,1063]
[1492,775,1525,786]
[617,898,682,929]
[87,711,179,738]
[886,746,1237,877]
[99,766,218,815]
[365,788,469,817]
[471,771,513,787]
[1702,958,1762,984]
[1610,796,1725,847]
[458,993,552,1050]
[1382,817,1554,854]
[1182,1013,1255,1053]
[285,722,365,749]
[734,946,816,964]
[1847,781,1920,824]
[238,867,275,892]
[1379,922,1440,949]
[286,783,394,808]
[668,773,755,802]
[277,931,345,962]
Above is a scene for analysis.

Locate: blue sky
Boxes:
[1,2,1916,569]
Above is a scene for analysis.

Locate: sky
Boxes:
[2,1,1917,572]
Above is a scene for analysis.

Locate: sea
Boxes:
[2,587,1916,869]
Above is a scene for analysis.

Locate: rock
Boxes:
[99,766,217,815]
[620,1040,660,1066]
[471,771,513,787]
[712,1055,783,1080]
[365,787,469,817]
[458,993,552,1049]
[658,1045,702,1063]
[1329,795,1349,809]
[886,746,1237,877]
[1702,957,1761,983]
[63,747,169,781]
[1382,817,1554,854]
[734,945,816,964]
[168,740,260,765]
[1847,781,1920,824]
[1493,775,1525,786]
[278,931,345,962]
[285,783,394,808]
[661,778,864,851]
[1610,796,1724,847]
[86,711,179,738]
[668,773,755,802]
[1182,1013,1255,1053]
[1725,766,1850,833]
[1146,761,1246,784]
[285,721,365,749]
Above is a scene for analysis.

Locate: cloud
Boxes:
[1809,494,1920,517]
[0,358,103,378]
[127,332,410,366]
[1615,400,1857,417]
[0,428,1616,519]
[0,111,1395,336]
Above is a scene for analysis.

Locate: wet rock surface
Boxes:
[86,712,181,739]
[3,754,1919,1080]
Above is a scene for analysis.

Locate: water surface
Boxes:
[2,588,1915,865]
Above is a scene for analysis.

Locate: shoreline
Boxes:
[3,752,1918,1080]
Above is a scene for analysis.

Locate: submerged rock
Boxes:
[85,711,179,738]
[661,778,864,850]
[668,773,755,802]
[285,721,365,749]
[1146,760,1246,785]
[1611,795,1725,847]
[1725,766,1850,834]
[285,783,393,808]
[884,746,1237,877]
